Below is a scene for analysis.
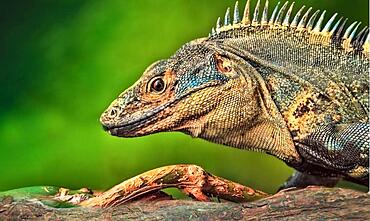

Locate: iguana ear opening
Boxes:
[215,53,233,73]
[214,53,242,79]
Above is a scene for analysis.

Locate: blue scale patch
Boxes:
[175,69,228,96]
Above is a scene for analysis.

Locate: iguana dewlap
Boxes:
[100,0,369,189]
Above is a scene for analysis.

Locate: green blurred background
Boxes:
[0,0,368,194]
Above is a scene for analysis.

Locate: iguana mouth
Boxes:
[102,101,173,137]
[102,82,224,137]
[104,110,166,137]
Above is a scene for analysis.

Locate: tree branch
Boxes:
[1,187,369,220]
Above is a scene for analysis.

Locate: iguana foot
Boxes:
[279,171,339,191]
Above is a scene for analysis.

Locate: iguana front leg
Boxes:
[288,123,369,188]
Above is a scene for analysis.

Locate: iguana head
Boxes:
[100,38,298,162]
[100,39,261,139]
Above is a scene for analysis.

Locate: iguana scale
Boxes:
[100,0,369,189]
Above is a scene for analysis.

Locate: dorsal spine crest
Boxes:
[211,0,369,56]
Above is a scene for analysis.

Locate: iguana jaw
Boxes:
[102,103,170,137]
[100,81,223,137]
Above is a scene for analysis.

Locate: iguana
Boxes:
[100,0,369,189]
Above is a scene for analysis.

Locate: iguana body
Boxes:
[100,0,369,189]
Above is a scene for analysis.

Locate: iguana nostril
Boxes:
[109,109,118,118]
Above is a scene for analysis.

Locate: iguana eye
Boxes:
[149,76,166,93]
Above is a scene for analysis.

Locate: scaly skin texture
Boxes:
[100,1,369,189]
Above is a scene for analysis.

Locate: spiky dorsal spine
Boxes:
[209,1,369,56]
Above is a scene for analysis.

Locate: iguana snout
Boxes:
[100,60,178,137]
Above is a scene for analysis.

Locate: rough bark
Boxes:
[1,187,369,220]
[80,164,268,207]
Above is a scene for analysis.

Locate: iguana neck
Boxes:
[186,54,301,164]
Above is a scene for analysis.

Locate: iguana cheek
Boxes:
[175,71,228,96]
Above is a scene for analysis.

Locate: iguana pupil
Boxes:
[150,77,165,93]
